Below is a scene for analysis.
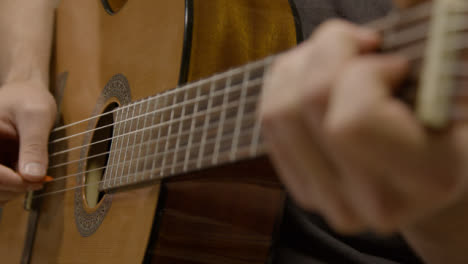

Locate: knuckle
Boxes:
[317,19,353,37]
[261,101,295,132]
[21,103,53,117]
[366,195,401,232]
[23,142,46,155]
[324,116,362,146]
[269,54,297,81]
[18,93,57,120]
[314,19,359,46]
[300,86,327,109]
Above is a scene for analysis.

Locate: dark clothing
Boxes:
[274,1,424,263]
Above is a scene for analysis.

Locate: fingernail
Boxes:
[24,163,46,180]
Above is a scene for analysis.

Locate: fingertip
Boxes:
[21,162,46,182]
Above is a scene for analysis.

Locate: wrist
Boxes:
[1,47,50,88]
[3,66,49,89]
[401,193,468,264]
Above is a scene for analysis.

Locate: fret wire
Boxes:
[124,101,141,184]
[105,108,123,188]
[50,56,269,135]
[250,62,271,156]
[230,66,251,161]
[197,79,216,169]
[157,133,257,178]
[212,73,233,165]
[183,83,202,172]
[108,120,259,187]
[130,100,147,183]
[171,89,189,174]
[159,94,178,177]
[147,105,257,166]
[140,96,159,181]
[49,93,261,173]
[148,113,257,174]
[109,107,126,188]
[35,141,267,200]
[47,2,439,139]
[49,109,259,185]
[35,3,468,198]
[149,95,166,180]
[49,77,264,159]
[117,104,136,186]
[145,131,264,182]
[47,2,442,141]
[135,100,155,182]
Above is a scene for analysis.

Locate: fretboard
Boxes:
[100,57,273,191]
[100,1,435,191]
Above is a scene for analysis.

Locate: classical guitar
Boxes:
[0,0,465,263]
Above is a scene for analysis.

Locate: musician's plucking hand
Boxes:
[0,0,56,205]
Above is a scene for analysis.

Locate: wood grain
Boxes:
[30,0,185,263]
[0,196,30,263]
[146,0,297,263]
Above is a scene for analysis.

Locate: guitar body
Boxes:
[0,0,297,263]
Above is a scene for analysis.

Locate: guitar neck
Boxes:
[100,0,459,192]
[100,57,273,191]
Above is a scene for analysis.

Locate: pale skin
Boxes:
[0,0,56,204]
[1,0,466,263]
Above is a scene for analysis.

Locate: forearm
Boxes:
[0,0,56,87]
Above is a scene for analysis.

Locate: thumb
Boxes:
[16,108,55,182]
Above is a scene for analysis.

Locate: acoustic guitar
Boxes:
[0,0,464,263]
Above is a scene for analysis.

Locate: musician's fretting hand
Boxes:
[0,81,56,205]
[261,19,468,235]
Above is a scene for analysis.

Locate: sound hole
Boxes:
[102,0,128,14]
[85,102,118,208]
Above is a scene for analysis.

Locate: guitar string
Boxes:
[47,70,264,145]
[45,22,434,156]
[46,66,468,183]
[44,27,468,173]
[46,2,434,139]
[30,2,468,199]
[47,77,263,159]
[33,142,265,199]
[46,95,260,182]
[46,48,468,161]
[45,11,468,146]
[48,58,270,137]
[41,116,262,190]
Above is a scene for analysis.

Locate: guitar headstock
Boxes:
[415,0,468,128]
